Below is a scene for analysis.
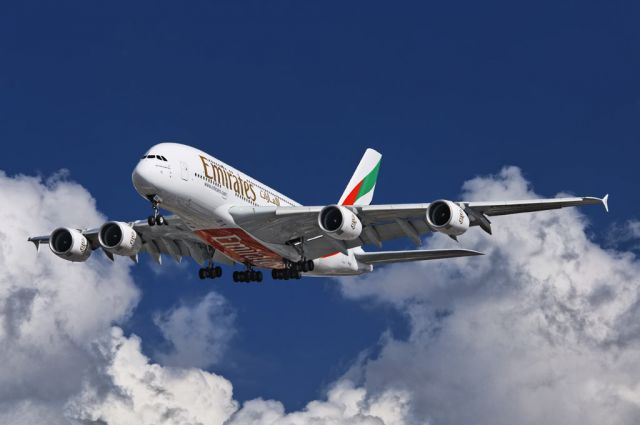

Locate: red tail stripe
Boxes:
[342,180,363,206]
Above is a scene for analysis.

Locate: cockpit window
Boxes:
[141,154,167,161]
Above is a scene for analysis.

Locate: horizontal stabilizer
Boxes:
[355,248,483,265]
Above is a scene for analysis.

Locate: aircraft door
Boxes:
[180,161,189,181]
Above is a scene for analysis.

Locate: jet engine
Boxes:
[426,200,470,236]
[49,227,92,262]
[98,221,142,256]
[318,205,363,241]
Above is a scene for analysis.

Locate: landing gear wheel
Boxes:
[233,271,239,282]
[198,268,207,279]
[256,271,263,282]
[306,260,314,271]
[148,216,156,226]
[156,215,165,226]
[214,266,222,278]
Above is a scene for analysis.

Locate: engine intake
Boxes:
[49,228,91,262]
[426,200,470,236]
[98,221,141,256]
[318,205,363,241]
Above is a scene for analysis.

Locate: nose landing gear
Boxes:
[146,195,168,226]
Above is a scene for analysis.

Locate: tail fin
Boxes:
[338,148,382,206]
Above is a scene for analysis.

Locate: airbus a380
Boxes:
[29,143,609,283]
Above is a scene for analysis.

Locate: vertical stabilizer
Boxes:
[338,149,382,206]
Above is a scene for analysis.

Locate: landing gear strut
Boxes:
[198,263,222,280]
[282,236,314,276]
[147,195,168,226]
[232,264,263,283]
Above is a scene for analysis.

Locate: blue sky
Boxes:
[1,0,639,419]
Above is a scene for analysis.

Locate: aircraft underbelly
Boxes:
[194,228,285,269]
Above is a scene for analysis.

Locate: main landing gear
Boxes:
[272,268,301,280]
[285,258,315,272]
[147,195,168,226]
[198,264,222,280]
[233,270,263,283]
[272,259,315,280]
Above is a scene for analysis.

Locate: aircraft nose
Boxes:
[132,160,158,196]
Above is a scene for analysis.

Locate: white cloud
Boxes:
[606,220,640,250]
[153,291,236,368]
[64,327,409,425]
[339,166,640,425]
[0,171,139,412]
[67,327,239,425]
[68,330,410,425]
[226,381,410,425]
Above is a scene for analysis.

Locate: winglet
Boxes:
[28,238,40,252]
[602,194,609,213]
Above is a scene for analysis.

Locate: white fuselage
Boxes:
[131,143,370,275]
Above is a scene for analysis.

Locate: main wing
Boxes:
[229,195,609,259]
[28,216,234,266]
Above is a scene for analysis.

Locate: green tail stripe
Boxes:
[356,160,380,201]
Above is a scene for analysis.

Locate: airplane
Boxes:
[28,143,609,283]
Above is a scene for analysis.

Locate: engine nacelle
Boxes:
[49,227,92,262]
[426,200,470,236]
[98,221,141,256]
[318,205,363,241]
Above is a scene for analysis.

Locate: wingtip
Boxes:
[602,194,609,212]
[27,238,40,252]
[460,249,484,257]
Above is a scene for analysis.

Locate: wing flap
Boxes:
[355,249,483,264]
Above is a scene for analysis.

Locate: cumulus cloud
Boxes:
[606,220,640,251]
[226,381,410,425]
[153,291,236,368]
[340,166,640,425]
[0,171,139,418]
[67,327,238,425]
[68,328,409,425]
